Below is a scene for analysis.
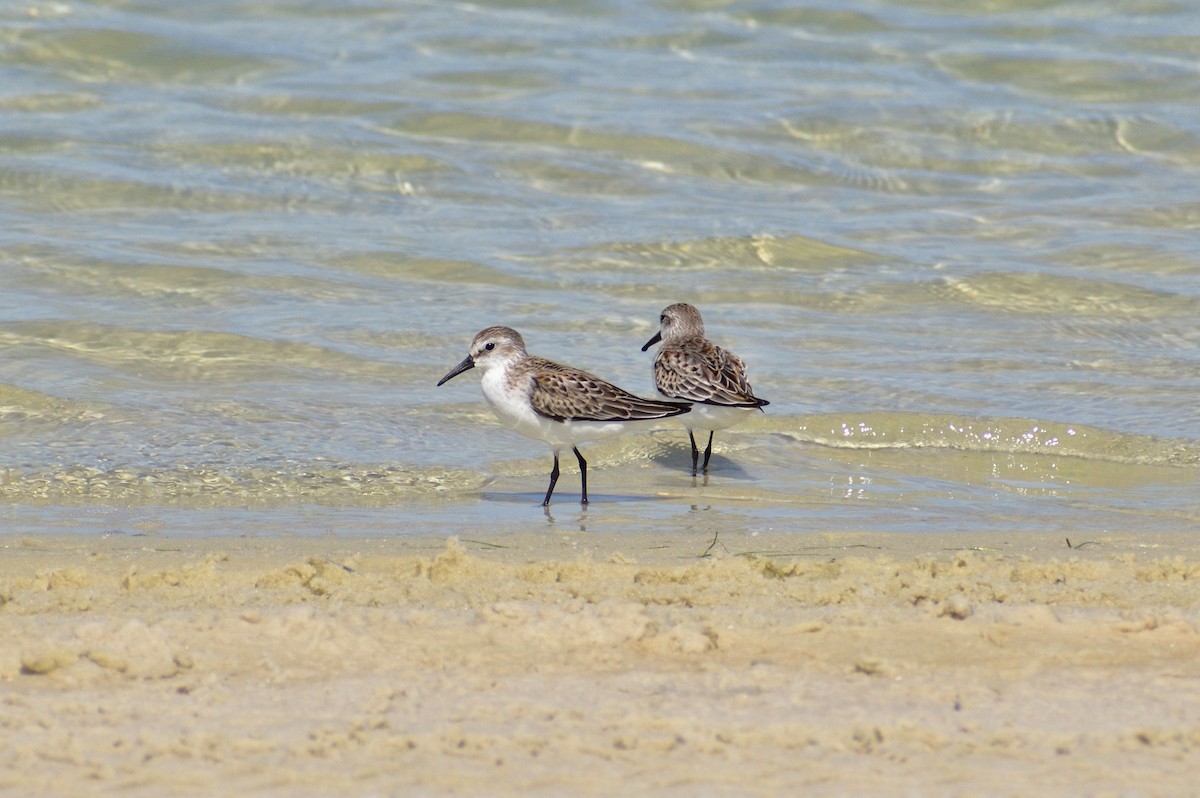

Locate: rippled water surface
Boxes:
[2,0,1198,537]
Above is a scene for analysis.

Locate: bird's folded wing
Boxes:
[528,358,690,422]
[655,347,767,407]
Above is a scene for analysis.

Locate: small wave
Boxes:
[11,249,353,308]
[0,463,491,507]
[383,111,817,185]
[934,272,1197,319]
[556,233,881,273]
[731,6,890,35]
[933,49,1199,105]
[0,382,110,425]
[7,26,282,86]
[766,412,1200,468]
[0,321,408,383]
[334,253,542,289]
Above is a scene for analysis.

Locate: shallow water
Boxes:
[2,0,1198,537]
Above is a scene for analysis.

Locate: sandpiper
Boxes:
[641,303,769,476]
[438,326,691,506]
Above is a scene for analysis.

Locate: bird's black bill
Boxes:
[640,331,662,352]
[436,355,475,386]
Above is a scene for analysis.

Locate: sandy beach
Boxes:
[2,527,1198,796]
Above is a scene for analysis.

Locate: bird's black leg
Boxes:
[688,431,700,477]
[543,453,561,507]
[701,431,715,474]
[573,447,588,505]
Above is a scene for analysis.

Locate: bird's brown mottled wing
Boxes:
[654,339,768,408]
[526,357,691,422]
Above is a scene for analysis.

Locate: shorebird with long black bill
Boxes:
[641,303,769,476]
[438,326,692,506]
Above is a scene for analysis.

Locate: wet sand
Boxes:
[2,527,1199,796]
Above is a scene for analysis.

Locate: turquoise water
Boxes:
[1,0,1198,536]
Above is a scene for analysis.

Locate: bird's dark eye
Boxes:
[484,342,495,351]
[660,315,667,324]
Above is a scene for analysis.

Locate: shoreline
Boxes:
[3,529,1199,795]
